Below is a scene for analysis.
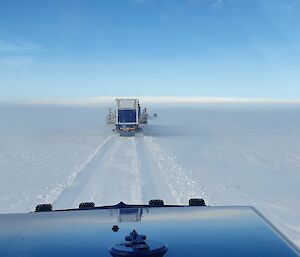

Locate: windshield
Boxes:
[0,0,299,251]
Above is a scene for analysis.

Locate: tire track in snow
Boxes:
[143,136,214,205]
[53,134,211,209]
[85,136,143,206]
[135,136,176,204]
[53,135,115,209]
[131,137,143,204]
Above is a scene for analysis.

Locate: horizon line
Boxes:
[14,96,300,106]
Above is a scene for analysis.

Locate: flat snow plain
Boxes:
[0,103,299,248]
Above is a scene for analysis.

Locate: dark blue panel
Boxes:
[118,110,136,123]
[0,206,299,257]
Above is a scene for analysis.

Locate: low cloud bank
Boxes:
[27,96,300,106]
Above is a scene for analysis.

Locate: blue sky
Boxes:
[0,0,300,100]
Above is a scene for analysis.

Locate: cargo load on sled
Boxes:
[107,98,148,136]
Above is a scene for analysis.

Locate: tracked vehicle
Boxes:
[0,199,299,257]
[107,99,148,136]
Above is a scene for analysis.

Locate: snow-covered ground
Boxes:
[0,103,299,248]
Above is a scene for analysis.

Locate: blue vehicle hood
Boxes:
[0,205,299,257]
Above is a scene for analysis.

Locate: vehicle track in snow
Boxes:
[53,135,116,209]
[53,135,143,209]
[135,136,177,204]
[143,136,214,205]
[53,134,212,209]
[85,136,143,206]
